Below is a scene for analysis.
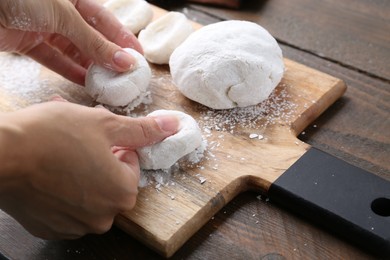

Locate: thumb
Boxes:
[108,115,180,149]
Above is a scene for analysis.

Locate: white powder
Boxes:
[0,53,42,106]
[197,83,297,132]
[11,12,32,30]
[182,138,208,164]
[139,164,180,188]
[100,91,153,114]
[138,139,208,188]
[0,53,91,108]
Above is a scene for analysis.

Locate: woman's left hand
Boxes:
[0,0,143,85]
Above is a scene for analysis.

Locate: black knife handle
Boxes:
[268,147,390,257]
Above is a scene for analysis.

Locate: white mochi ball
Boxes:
[104,0,153,34]
[169,20,284,109]
[137,110,203,170]
[138,12,194,64]
[85,48,151,107]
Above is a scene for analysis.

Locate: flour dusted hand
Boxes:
[137,110,203,170]
[85,48,151,107]
[169,20,284,109]
[0,0,142,85]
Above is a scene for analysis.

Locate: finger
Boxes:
[74,0,143,54]
[114,150,140,177]
[95,104,107,110]
[50,95,69,102]
[57,1,137,72]
[107,115,179,149]
[112,150,140,211]
[26,42,86,85]
[46,34,91,68]
[111,145,126,153]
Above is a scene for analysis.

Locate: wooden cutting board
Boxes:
[0,5,348,258]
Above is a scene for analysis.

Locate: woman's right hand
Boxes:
[0,101,178,239]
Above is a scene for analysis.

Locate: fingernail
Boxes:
[50,95,68,102]
[113,50,134,71]
[154,115,179,133]
[120,29,144,54]
[94,104,107,109]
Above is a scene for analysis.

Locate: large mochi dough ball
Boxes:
[169,20,284,109]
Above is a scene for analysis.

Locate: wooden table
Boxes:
[1,0,389,259]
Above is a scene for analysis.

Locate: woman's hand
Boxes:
[0,101,178,239]
[0,0,143,85]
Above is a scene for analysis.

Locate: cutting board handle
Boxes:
[268,148,390,257]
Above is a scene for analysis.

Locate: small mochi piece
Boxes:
[137,110,203,170]
[169,20,284,109]
[104,0,153,34]
[85,48,151,107]
[138,12,194,64]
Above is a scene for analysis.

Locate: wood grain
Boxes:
[114,59,345,257]
[2,1,388,259]
[282,44,390,181]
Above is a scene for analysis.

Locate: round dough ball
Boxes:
[137,110,203,170]
[138,12,194,64]
[169,20,284,109]
[85,48,151,107]
[104,0,153,34]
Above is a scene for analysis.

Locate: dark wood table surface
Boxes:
[1,0,389,259]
